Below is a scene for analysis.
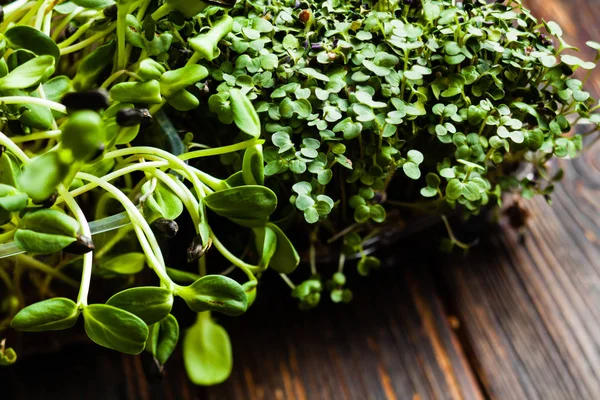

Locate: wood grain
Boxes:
[438,1,600,398]
[1,258,484,400]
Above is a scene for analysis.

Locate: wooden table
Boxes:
[2,1,600,399]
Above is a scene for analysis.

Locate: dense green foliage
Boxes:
[0,0,598,385]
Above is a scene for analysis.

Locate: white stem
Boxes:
[0,97,67,114]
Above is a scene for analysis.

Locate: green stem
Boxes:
[59,161,168,204]
[209,229,260,277]
[115,2,131,71]
[179,138,264,160]
[76,172,174,290]
[60,25,116,55]
[94,225,133,259]
[0,97,67,113]
[9,130,61,143]
[52,6,83,41]
[150,3,173,21]
[57,185,93,306]
[279,273,296,290]
[13,254,79,288]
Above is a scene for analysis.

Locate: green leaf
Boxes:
[83,304,149,355]
[109,80,162,104]
[164,89,199,111]
[446,179,464,200]
[242,144,264,186]
[154,314,179,365]
[403,162,421,180]
[266,222,300,274]
[0,55,55,90]
[183,317,232,385]
[100,252,146,275]
[0,347,17,366]
[160,65,208,97]
[204,185,277,227]
[62,110,105,162]
[0,184,28,212]
[106,287,173,325]
[11,298,80,332]
[253,226,277,268]
[142,180,184,220]
[177,275,248,316]
[4,26,60,61]
[230,88,261,138]
[73,41,115,90]
[14,229,77,254]
[14,209,81,254]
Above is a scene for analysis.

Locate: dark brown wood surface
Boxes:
[2,1,600,399]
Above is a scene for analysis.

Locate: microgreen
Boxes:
[0,0,598,387]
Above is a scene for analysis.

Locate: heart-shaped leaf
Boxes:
[83,304,149,355]
[106,287,173,325]
[177,275,248,316]
[183,316,233,385]
[11,298,80,332]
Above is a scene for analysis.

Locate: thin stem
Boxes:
[94,225,133,259]
[60,25,116,55]
[209,229,260,277]
[179,139,264,160]
[58,161,168,204]
[441,215,470,250]
[13,255,79,288]
[0,132,34,162]
[116,4,129,71]
[10,130,61,143]
[150,4,173,21]
[75,172,174,289]
[0,97,67,114]
[57,185,93,306]
[279,273,296,290]
[51,7,83,41]
[100,70,140,89]
[57,16,96,48]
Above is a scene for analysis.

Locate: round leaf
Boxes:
[183,317,232,385]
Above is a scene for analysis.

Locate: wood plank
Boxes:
[440,2,600,398]
[2,258,483,400]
